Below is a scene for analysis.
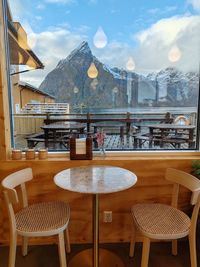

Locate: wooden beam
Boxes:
[0,0,12,160]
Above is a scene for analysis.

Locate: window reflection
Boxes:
[7,0,200,151]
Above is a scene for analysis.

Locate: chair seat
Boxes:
[131,203,191,239]
[16,201,70,234]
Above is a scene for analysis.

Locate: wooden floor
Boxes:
[0,241,198,267]
[15,134,189,150]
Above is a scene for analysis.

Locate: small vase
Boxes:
[38,149,48,160]
[25,149,35,160]
[12,149,22,160]
[99,145,106,155]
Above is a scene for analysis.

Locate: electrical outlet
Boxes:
[103,211,112,223]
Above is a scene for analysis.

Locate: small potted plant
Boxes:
[191,160,200,179]
[191,159,200,248]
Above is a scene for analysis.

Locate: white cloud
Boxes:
[9,0,200,87]
[8,0,24,20]
[75,25,91,33]
[88,0,98,4]
[35,16,43,21]
[94,41,133,69]
[36,4,46,10]
[96,15,200,74]
[136,16,195,45]
[21,14,200,87]
[188,0,200,10]
[20,27,87,86]
[147,8,160,15]
[44,0,75,4]
[147,6,177,16]
[165,6,177,12]
[133,15,200,73]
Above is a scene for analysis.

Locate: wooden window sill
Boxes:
[6,150,200,161]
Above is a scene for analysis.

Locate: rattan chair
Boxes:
[2,168,70,267]
[129,168,200,267]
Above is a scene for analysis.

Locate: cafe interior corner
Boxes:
[0,0,200,266]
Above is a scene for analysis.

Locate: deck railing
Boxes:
[13,111,197,136]
[13,111,197,150]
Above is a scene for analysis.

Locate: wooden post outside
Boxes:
[87,112,91,133]
[126,112,131,136]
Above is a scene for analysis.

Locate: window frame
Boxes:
[1,0,200,156]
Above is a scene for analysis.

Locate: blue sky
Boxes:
[9,0,200,85]
[11,0,196,45]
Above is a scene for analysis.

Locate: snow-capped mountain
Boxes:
[39,41,198,109]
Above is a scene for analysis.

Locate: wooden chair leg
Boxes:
[58,232,67,267]
[189,233,197,267]
[22,236,28,256]
[65,228,71,253]
[141,237,150,267]
[172,240,177,256]
[9,233,17,267]
[129,223,136,257]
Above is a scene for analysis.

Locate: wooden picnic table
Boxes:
[41,122,86,148]
[44,117,137,136]
[147,123,196,149]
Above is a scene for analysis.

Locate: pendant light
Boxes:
[93,26,108,49]
[168,45,181,63]
[87,62,98,79]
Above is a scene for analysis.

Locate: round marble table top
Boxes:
[54,165,137,194]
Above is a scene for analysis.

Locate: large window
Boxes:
[7,0,200,151]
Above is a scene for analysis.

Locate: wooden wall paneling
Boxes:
[0,0,198,248]
[0,158,194,245]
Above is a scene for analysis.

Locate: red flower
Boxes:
[95,131,106,146]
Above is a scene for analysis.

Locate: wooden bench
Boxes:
[161,138,190,148]
[133,135,150,148]
[26,133,70,149]
[26,133,44,148]
[133,134,188,149]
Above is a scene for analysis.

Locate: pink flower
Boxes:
[95,131,106,146]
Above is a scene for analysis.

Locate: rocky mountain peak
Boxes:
[67,41,92,61]
[56,41,93,69]
[40,42,198,108]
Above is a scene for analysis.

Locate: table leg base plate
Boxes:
[68,248,124,267]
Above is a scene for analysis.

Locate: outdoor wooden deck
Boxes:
[103,134,190,150]
[15,133,190,151]
[13,111,196,151]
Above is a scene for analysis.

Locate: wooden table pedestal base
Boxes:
[68,248,124,267]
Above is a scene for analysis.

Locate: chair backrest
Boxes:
[165,168,200,206]
[2,168,33,233]
[2,168,33,206]
[165,168,200,235]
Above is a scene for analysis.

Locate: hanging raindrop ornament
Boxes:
[87,62,98,79]
[168,45,181,63]
[73,86,79,94]
[126,57,135,71]
[93,26,108,48]
[90,78,98,90]
[113,87,119,94]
